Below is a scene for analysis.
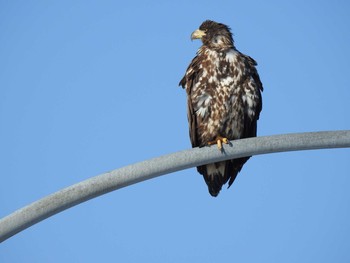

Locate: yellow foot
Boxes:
[208,136,229,150]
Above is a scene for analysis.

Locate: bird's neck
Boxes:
[200,45,236,54]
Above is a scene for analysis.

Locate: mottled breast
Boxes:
[191,48,261,144]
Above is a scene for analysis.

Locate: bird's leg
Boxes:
[208,136,229,150]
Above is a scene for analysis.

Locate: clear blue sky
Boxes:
[1,1,350,262]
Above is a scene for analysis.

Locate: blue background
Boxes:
[1,1,350,262]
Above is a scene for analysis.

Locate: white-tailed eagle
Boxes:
[179,20,263,196]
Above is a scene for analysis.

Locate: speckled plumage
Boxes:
[179,20,263,196]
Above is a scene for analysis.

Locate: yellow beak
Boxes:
[191,29,206,40]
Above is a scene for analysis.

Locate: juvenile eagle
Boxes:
[179,20,263,197]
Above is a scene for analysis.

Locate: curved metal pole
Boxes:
[1,131,350,242]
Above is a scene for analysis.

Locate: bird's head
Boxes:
[191,20,234,49]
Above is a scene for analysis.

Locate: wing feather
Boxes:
[179,55,202,148]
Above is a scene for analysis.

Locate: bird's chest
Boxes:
[192,71,237,121]
[190,52,247,139]
[192,77,241,138]
[191,50,242,114]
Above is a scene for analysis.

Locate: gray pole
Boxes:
[1,131,350,242]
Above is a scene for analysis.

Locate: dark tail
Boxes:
[198,157,250,197]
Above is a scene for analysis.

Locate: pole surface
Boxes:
[1,131,350,242]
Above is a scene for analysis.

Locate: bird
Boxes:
[179,20,263,197]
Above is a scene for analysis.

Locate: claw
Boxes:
[208,136,229,150]
[217,139,222,150]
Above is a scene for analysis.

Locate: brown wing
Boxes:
[179,55,203,148]
[227,54,263,188]
[242,54,263,139]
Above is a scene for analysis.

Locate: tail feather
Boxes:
[198,157,250,197]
